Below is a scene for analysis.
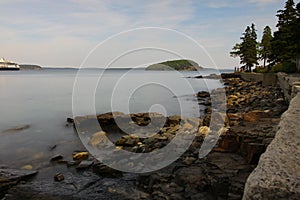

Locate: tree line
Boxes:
[230,0,300,72]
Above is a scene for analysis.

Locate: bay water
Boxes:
[0,68,230,176]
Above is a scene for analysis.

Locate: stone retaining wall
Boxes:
[240,72,263,82]
[243,73,300,199]
[277,72,300,102]
[240,72,277,86]
[243,93,300,199]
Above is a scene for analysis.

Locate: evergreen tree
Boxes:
[230,23,258,71]
[259,26,273,68]
[271,0,297,63]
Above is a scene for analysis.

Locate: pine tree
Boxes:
[271,0,297,63]
[259,26,273,68]
[230,23,258,71]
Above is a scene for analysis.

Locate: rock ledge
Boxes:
[243,93,300,199]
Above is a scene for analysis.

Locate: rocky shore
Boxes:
[0,75,288,200]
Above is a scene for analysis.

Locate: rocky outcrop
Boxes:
[0,166,37,197]
[243,93,300,199]
[2,75,289,199]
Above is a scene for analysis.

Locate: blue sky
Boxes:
[0,0,289,68]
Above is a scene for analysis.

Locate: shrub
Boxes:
[253,66,268,73]
[270,62,297,73]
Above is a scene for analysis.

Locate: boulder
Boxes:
[88,131,108,147]
[92,164,122,178]
[243,110,270,122]
[197,91,210,98]
[198,126,210,136]
[73,152,89,160]
[0,167,38,193]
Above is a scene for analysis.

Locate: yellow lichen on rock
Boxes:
[73,152,89,160]
[198,126,211,136]
[88,131,108,147]
[21,165,33,170]
[182,123,194,131]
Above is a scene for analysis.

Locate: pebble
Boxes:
[54,173,64,182]
[50,154,63,162]
[21,165,33,170]
[76,160,94,169]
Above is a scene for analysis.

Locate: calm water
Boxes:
[0,68,229,174]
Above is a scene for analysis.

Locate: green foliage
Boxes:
[231,0,300,73]
[230,23,258,71]
[146,60,201,71]
[269,62,297,73]
[271,0,299,63]
[259,26,273,68]
[253,67,269,73]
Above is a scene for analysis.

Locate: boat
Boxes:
[0,58,20,71]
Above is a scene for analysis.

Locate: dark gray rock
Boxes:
[0,167,38,196]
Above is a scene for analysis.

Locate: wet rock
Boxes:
[54,173,64,182]
[21,165,33,170]
[197,91,210,98]
[244,110,270,122]
[182,123,194,131]
[183,157,196,165]
[2,124,30,133]
[73,152,89,160]
[92,164,123,178]
[59,75,287,199]
[88,131,108,147]
[50,154,63,162]
[49,144,57,151]
[216,134,240,153]
[167,115,181,126]
[76,160,94,170]
[193,75,203,79]
[198,126,210,136]
[66,160,81,167]
[174,166,208,190]
[0,167,37,193]
[204,73,221,79]
[66,118,74,123]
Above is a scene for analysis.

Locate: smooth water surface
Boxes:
[0,68,229,174]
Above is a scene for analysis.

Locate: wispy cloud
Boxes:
[203,0,282,8]
[0,0,287,68]
[248,0,282,4]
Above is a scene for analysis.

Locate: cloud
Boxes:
[203,0,282,8]
[248,0,282,4]
[0,0,286,68]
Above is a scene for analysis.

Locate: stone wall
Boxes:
[240,72,277,86]
[277,72,300,102]
[243,73,300,199]
[243,93,300,199]
[240,72,263,82]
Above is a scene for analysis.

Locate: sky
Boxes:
[0,0,290,69]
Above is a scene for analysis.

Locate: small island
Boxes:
[145,59,202,71]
